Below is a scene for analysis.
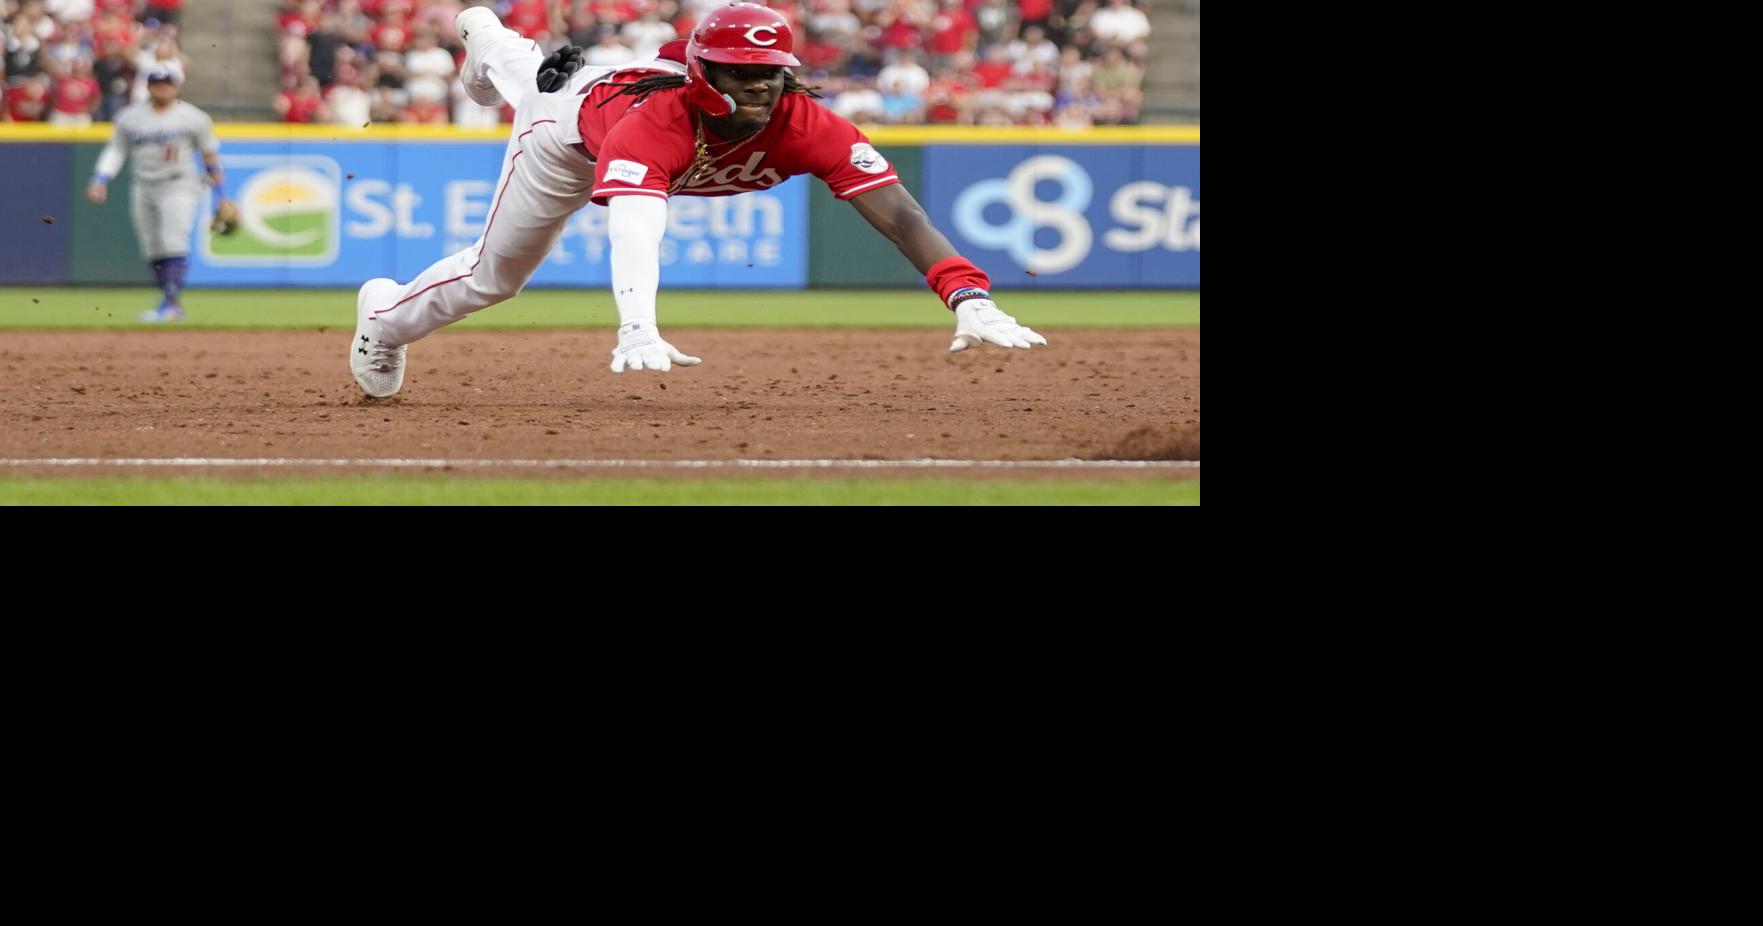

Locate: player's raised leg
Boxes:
[457,5,543,111]
[349,110,594,396]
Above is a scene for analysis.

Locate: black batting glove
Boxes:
[536,46,587,93]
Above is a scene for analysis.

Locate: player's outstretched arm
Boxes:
[88,125,129,205]
[202,149,238,233]
[606,194,700,373]
[850,183,1047,352]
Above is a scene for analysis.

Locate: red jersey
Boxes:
[5,85,50,122]
[1018,0,1054,20]
[372,22,412,52]
[92,13,137,51]
[929,9,977,55]
[590,1,640,24]
[402,100,449,124]
[53,76,100,114]
[974,60,1012,89]
[578,77,900,207]
[504,1,552,39]
[801,39,843,71]
[280,90,325,123]
[878,18,924,51]
[925,74,975,123]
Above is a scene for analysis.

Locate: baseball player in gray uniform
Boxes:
[86,69,236,323]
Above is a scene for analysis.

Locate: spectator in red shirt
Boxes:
[1016,0,1053,32]
[91,8,141,58]
[589,0,640,26]
[402,100,450,123]
[4,74,53,122]
[280,0,322,37]
[927,0,977,71]
[925,65,977,124]
[276,74,331,122]
[504,0,552,41]
[972,43,1012,88]
[672,9,697,41]
[372,6,413,53]
[277,4,303,35]
[51,58,101,126]
[874,5,924,53]
[801,36,846,72]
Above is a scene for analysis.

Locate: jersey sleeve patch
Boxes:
[849,143,889,175]
[605,159,651,185]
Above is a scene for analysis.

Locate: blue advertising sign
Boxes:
[0,144,72,284]
[924,145,1199,288]
[190,142,809,288]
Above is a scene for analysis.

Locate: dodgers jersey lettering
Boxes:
[100,101,219,184]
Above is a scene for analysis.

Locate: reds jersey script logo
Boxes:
[849,143,888,175]
[744,25,778,46]
[683,151,783,193]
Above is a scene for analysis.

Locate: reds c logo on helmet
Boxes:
[684,2,801,118]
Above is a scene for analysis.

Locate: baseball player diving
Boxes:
[350,2,1044,398]
[87,68,239,323]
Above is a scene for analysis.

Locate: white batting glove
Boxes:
[610,320,701,373]
[950,298,1048,352]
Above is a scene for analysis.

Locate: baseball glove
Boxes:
[536,45,586,93]
[211,198,240,236]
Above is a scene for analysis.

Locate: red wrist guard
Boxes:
[925,256,992,310]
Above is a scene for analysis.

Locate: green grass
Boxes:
[0,476,1199,506]
[0,288,1199,330]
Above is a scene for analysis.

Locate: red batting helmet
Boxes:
[684,2,801,118]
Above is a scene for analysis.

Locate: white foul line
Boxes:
[2,458,1198,471]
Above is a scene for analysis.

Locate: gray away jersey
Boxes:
[95,101,220,185]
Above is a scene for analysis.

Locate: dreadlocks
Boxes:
[597,68,822,108]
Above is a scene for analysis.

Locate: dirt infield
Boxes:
[0,329,1199,468]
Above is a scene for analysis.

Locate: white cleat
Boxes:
[351,278,408,398]
[456,6,504,107]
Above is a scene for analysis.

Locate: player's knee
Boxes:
[467,276,523,307]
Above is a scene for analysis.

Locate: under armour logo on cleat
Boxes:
[358,347,367,355]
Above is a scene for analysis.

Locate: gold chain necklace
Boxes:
[670,113,763,194]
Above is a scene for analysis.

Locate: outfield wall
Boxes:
[0,124,1198,290]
